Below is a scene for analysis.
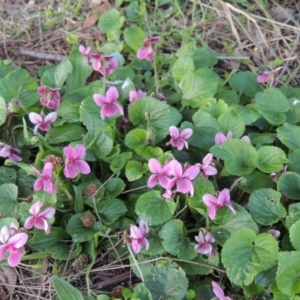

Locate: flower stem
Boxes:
[153,57,160,94]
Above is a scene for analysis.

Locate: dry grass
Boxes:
[0,0,300,298]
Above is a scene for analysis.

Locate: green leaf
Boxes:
[125,128,147,149]
[0,61,14,79]
[193,47,218,68]
[51,276,84,300]
[222,228,279,285]
[286,203,300,229]
[41,58,73,88]
[97,198,127,224]
[212,203,259,245]
[46,242,82,260]
[255,88,289,125]
[105,178,125,197]
[110,151,132,173]
[28,227,70,250]
[66,213,101,243]
[80,96,113,129]
[0,167,16,185]
[45,124,86,144]
[0,96,7,126]
[277,251,300,296]
[256,146,288,173]
[172,56,194,82]
[128,97,181,143]
[83,129,114,160]
[248,188,286,225]
[176,41,196,57]
[125,160,148,181]
[57,81,104,124]
[255,265,277,286]
[237,171,275,193]
[180,69,219,108]
[229,71,260,97]
[133,283,152,300]
[159,219,196,260]
[288,149,300,174]
[66,50,93,92]
[216,89,239,105]
[188,111,221,151]
[218,110,245,138]
[210,139,258,176]
[144,262,188,300]
[277,172,300,200]
[0,69,39,108]
[0,183,18,218]
[124,25,147,51]
[232,105,261,125]
[136,191,176,226]
[135,146,163,161]
[290,220,300,251]
[277,123,300,150]
[98,9,122,33]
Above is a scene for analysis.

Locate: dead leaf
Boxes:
[83,3,109,28]
[0,266,17,295]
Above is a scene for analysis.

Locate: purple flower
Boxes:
[167,161,200,196]
[148,159,173,189]
[197,153,217,178]
[215,131,251,145]
[79,44,91,62]
[37,86,61,109]
[90,53,118,76]
[268,229,280,239]
[257,66,283,87]
[93,87,124,120]
[203,188,236,220]
[24,201,55,235]
[63,144,91,178]
[32,162,56,195]
[212,281,231,300]
[0,223,28,267]
[129,89,146,103]
[0,143,22,161]
[194,229,215,257]
[166,126,193,151]
[137,36,160,61]
[130,220,149,253]
[29,112,57,134]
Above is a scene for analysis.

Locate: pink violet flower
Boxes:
[215,131,251,145]
[197,153,217,178]
[0,143,22,161]
[203,188,236,220]
[79,44,91,62]
[32,162,56,195]
[37,86,61,109]
[129,89,146,103]
[63,144,91,179]
[0,223,28,267]
[257,66,283,87]
[93,86,124,120]
[24,201,55,235]
[194,229,216,257]
[130,219,149,253]
[137,36,160,61]
[90,53,118,76]
[148,158,173,189]
[212,281,232,300]
[268,229,280,239]
[167,161,200,196]
[166,126,193,151]
[28,112,57,134]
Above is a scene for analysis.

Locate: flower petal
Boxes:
[183,165,200,180]
[7,248,24,267]
[93,94,108,106]
[131,240,141,253]
[148,159,162,173]
[169,126,179,139]
[203,194,218,207]
[29,201,42,215]
[63,162,79,179]
[180,128,193,139]
[0,226,9,244]
[137,48,150,60]
[76,160,91,174]
[106,86,119,103]
[218,188,231,205]
[75,144,86,159]
[24,216,35,230]
[8,233,28,248]
[147,174,158,188]
[176,178,194,195]
[130,225,142,239]
[63,145,76,160]
[202,153,213,165]
[28,112,42,124]
[40,207,56,219]
[44,112,57,123]
[139,219,149,235]
[212,281,226,298]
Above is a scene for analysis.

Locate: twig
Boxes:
[92,271,134,289]
[19,48,65,61]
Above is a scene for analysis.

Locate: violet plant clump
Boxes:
[0,5,297,299]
